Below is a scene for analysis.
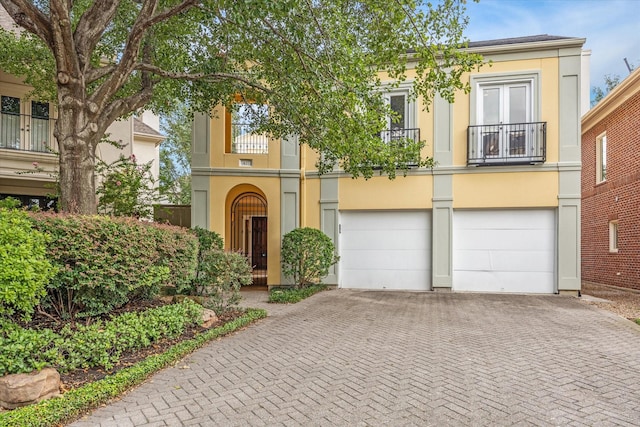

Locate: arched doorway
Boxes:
[231,192,267,286]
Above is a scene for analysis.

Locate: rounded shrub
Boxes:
[281,227,338,288]
[0,208,57,320]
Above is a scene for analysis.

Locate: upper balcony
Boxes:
[0,111,58,154]
[379,127,421,168]
[467,122,546,166]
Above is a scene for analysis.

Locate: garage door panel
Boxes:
[455,210,554,230]
[454,229,553,251]
[454,271,555,293]
[453,210,555,294]
[344,269,430,290]
[340,230,429,251]
[340,211,431,291]
[341,249,429,270]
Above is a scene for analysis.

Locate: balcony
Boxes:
[0,112,58,154]
[231,123,269,154]
[379,127,421,167]
[467,122,546,166]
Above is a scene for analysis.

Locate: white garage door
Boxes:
[453,210,555,293]
[339,211,431,290]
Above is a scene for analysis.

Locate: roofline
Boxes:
[582,66,640,133]
[463,37,586,55]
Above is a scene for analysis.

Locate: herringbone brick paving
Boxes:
[71,290,640,426]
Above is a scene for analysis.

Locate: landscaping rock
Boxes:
[0,368,61,409]
[202,308,219,328]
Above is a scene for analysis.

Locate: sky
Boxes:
[463,0,640,93]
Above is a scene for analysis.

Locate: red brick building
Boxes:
[582,67,640,290]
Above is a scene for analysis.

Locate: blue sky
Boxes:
[463,0,640,91]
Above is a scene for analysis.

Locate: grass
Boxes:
[0,308,267,427]
[268,284,327,304]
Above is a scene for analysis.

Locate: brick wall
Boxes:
[582,88,640,290]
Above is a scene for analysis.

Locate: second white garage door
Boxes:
[339,211,432,291]
[453,209,555,293]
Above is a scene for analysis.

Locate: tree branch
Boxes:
[135,63,273,94]
[85,64,117,84]
[0,0,53,45]
[73,0,120,70]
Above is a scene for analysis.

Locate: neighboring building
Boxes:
[581,67,640,291]
[0,7,163,210]
[192,35,586,294]
[0,69,163,209]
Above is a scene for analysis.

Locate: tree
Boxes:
[0,0,482,214]
[159,101,191,205]
[592,61,636,106]
[592,74,623,107]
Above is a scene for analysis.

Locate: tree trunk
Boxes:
[55,108,99,215]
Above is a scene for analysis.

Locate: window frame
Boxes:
[609,220,619,253]
[596,131,607,183]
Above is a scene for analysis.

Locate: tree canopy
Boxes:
[0,0,482,214]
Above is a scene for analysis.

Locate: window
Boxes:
[380,88,418,144]
[1,95,21,149]
[468,72,546,165]
[31,101,51,152]
[596,132,607,183]
[609,220,618,253]
[227,103,269,154]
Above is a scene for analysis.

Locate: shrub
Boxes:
[146,222,198,295]
[281,227,338,287]
[0,300,203,376]
[177,227,224,295]
[0,309,267,427]
[196,250,252,313]
[268,284,327,304]
[29,213,197,318]
[96,153,158,218]
[0,208,57,320]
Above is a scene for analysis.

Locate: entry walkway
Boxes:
[71,290,640,426]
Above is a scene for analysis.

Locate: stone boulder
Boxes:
[202,308,219,328]
[0,368,61,409]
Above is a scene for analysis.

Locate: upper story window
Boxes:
[596,132,607,183]
[0,96,53,152]
[1,95,20,149]
[379,88,420,167]
[226,103,269,155]
[467,72,546,166]
[31,101,51,152]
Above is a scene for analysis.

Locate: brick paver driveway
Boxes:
[71,290,640,426]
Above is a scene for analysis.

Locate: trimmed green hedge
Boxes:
[28,213,198,318]
[268,284,327,304]
[0,208,57,320]
[0,300,203,376]
[0,308,266,427]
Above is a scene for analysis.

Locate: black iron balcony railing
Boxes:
[0,112,58,153]
[379,127,421,167]
[467,122,546,166]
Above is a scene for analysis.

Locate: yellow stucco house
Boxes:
[192,35,587,294]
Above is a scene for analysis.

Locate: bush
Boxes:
[197,250,252,313]
[268,284,327,304]
[0,208,57,320]
[281,227,338,287]
[177,227,224,295]
[147,222,198,295]
[0,308,267,427]
[0,300,203,376]
[29,213,197,318]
